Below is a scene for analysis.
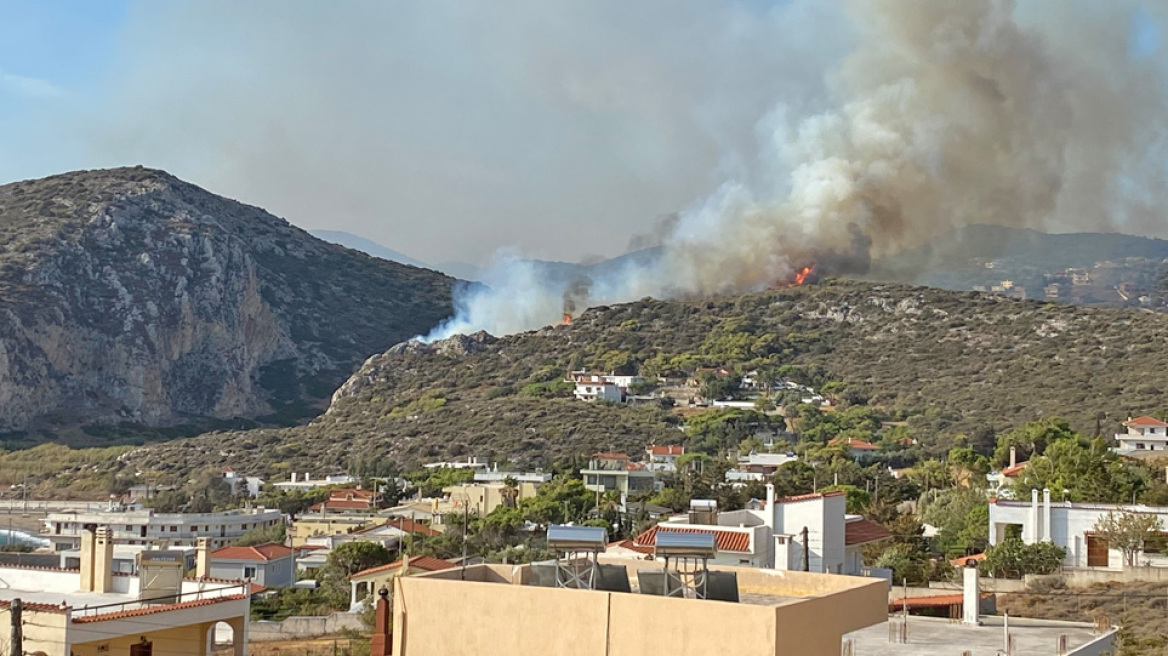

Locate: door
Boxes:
[1086,535,1109,567]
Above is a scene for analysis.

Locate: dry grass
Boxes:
[999,581,1168,654]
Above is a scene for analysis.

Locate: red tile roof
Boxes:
[647,445,685,456]
[309,499,380,511]
[329,488,376,500]
[72,594,249,623]
[633,526,751,553]
[844,519,891,546]
[607,540,654,555]
[383,517,440,537]
[777,490,847,504]
[1000,462,1029,477]
[211,542,293,562]
[1125,415,1168,428]
[889,593,991,612]
[350,556,457,579]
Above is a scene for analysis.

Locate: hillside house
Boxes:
[580,453,655,498]
[989,492,1168,569]
[307,488,386,514]
[1113,415,1168,454]
[271,472,357,492]
[828,437,880,460]
[210,542,295,587]
[568,371,643,403]
[645,444,685,472]
[45,507,283,552]
[986,446,1028,496]
[222,468,264,498]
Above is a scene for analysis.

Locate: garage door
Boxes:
[1086,535,1109,567]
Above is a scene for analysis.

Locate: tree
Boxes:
[919,487,989,557]
[1093,511,1165,567]
[993,417,1076,468]
[982,538,1065,578]
[1013,437,1143,503]
[326,541,394,577]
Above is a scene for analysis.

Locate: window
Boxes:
[170,526,178,532]
[243,566,257,579]
[125,525,133,531]
[1138,443,1146,450]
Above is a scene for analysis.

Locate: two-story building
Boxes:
[1113,415,1168,454]
[632,489,890,576]
[580,453,655,499]
[45,508,284,552]
[307,488,386,514]
[645,445,685,473]
[568,371,643,403]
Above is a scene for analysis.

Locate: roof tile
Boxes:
[633,526,751,553]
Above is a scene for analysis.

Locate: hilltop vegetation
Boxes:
[118,279,1168,480]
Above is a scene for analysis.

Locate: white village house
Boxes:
[989,491,1168,569]
[568,371,643,403]
[631,489,890,578]
[1113,415,1168,454]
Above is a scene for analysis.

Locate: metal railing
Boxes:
[69,583,249,619]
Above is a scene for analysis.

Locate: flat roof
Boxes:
[844,615,1112,655]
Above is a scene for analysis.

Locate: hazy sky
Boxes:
[0,1,1162,266]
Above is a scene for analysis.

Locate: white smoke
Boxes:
[425,0,1168,341]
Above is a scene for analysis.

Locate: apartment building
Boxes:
[45,507,283,552]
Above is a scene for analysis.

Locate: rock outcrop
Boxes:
[0,166,454,434]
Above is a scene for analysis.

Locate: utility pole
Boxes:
[20,473,27,517]
[460,498,469,581]
[801,526,810,572]
[10,598,21,656]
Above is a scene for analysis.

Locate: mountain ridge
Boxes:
[0,166,455,440]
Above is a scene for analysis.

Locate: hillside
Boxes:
[125,279,1168,478]
[0,167,455,441]
[308,230,430,269]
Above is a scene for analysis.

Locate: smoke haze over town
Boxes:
[2,1,1167,337]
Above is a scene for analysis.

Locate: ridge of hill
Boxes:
[0,167,455,442]
[125,279,1168,479]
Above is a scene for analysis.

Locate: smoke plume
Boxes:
[425,0,1168,340]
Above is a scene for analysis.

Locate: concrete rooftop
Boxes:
[845,615,1113,656]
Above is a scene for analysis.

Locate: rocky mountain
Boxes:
[0,167,455,440]
[127,279,1168,479]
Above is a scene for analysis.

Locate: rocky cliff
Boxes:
[0,166,455,437]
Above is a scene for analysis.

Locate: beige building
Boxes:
[289,515,379,547]
[391,560,887,656]
[0,527,251,656]
[443,480,541,516]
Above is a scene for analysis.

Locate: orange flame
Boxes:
[794,265,815,285]
[562,313,573,325]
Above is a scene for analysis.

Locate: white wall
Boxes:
[772,496,845,573]
[991,498,1168,569]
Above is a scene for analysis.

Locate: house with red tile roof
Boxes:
[210,542,295,587]
[631,488,890,576]
[1114,415,1168,454]
[347,555,456,611]
[828,437,881,460]
[645,444,685,472]
[307,488,387,514]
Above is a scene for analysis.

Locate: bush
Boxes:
[983,538,1065,579]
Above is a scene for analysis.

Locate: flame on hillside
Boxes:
[562,313,572,325]
[794,265,815,286]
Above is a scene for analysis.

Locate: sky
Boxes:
[0,1,1163,267]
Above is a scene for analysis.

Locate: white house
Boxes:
[572,380,623,402]
[989,491,1168,569]
[632,489,890,576]
[270,472,357,492]
[1113,415,1168,454]
[223,468,264,498]
[645,445,685,472]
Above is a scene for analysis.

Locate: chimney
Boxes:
[79,524,98,592]
[196,537,211,579]
[290,472,298,483]
[1029,489,1040,543]
[1043,489,1052,543]
[961,560,981,625]
[305,472,311,482]
[764,483,776,529]
[94,526,115,593]
[1009,446,1017,469]
[370,587,391,656]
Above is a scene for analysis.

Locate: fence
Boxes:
[249,613,367,641]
